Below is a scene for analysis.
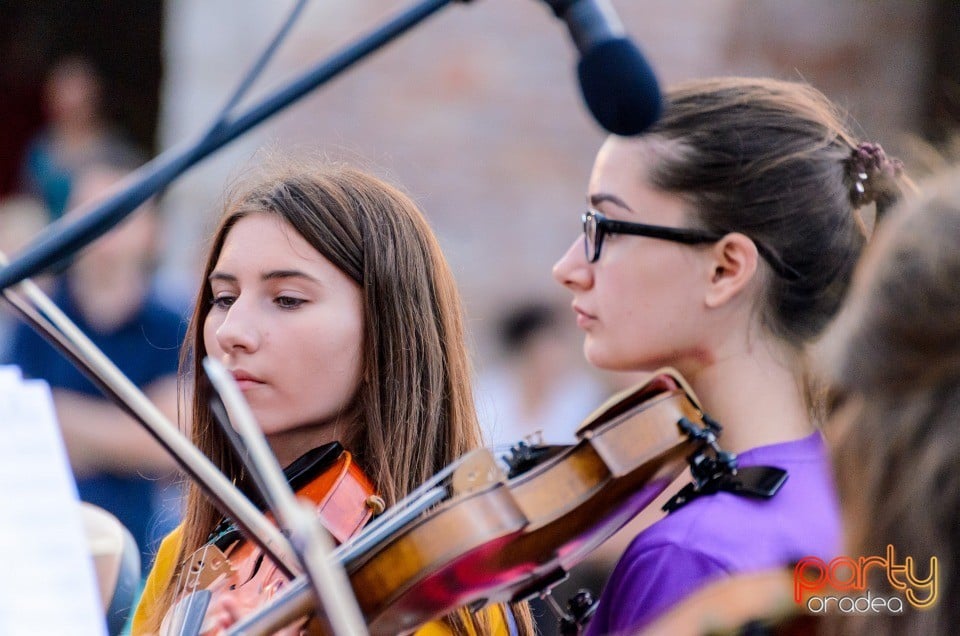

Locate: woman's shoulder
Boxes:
[131,525,184,635]
[153,524,185,560]
[632,435,840,569]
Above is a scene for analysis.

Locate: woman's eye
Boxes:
[275,296,306,309]
[210,295,236,309]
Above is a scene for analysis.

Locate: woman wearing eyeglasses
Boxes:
[552,77,910,634]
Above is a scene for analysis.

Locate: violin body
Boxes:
[164,446,377,635]
[174,369,720,635]
[348,369,709,634]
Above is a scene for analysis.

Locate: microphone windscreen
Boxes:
[577,38,661,136]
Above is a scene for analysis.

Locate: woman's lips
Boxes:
[573,304,597,328]
[230,370,265,391]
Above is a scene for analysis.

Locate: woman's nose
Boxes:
[214,300,260,354]
[552,236,592,290]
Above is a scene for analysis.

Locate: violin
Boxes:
[229,368,723,635]
[163,442,381,636]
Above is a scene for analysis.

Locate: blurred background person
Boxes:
[476,300,607,448]
[817,165,960,636]
[0,194,49,360]
[19,56,143,221]
[7,161,188,572]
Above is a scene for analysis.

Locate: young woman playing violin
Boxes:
[132,162,533,635]
[551,77,910,635]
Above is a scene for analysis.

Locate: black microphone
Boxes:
[541,0,661,136]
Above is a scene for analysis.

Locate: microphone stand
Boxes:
[0,0,465,292]
[203,359,368,635]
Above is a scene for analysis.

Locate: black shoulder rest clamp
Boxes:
[663,415,788,513]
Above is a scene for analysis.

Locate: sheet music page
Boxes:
[0,366,106,635]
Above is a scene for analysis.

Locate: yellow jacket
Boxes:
[131,526,510,635]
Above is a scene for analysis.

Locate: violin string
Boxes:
[171,542,220,636]
[184,544,210,636]
[336,486,448,565]
[337,444,517,558]
[168,547,191,636]
[166,564,181,635]
[337,452,463,548]
[171,544,198,636]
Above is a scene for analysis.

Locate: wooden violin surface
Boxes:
[348,369,710,634]
[163,446,377,635]
[178,369,721,635]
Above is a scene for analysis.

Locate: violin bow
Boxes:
[204,358,369,636]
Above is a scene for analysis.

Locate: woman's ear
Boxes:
[704,232,760,308]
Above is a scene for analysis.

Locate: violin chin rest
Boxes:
[80,502,142,636]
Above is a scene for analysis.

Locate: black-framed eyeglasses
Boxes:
[581,209,801,280]
[582,209,722,263]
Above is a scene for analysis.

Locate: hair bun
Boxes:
[846,142,904,209]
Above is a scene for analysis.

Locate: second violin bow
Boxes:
[203,358,368,636]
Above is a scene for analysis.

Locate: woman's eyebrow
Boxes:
[208,271,236,283]
[207,269,321,284]
[261,269,321,284]
[589,193,634,212]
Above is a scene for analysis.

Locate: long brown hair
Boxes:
[146,161,532,634]
[819,167,960,636]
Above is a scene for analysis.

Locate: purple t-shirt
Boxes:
[585,432,841,635]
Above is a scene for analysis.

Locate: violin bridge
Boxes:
[181,545,235,592]
[450,447,507,495]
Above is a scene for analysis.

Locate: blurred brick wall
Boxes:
[158,0,930,361]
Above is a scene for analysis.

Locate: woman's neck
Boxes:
[682,341,814,454]
[269,420,346,469]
